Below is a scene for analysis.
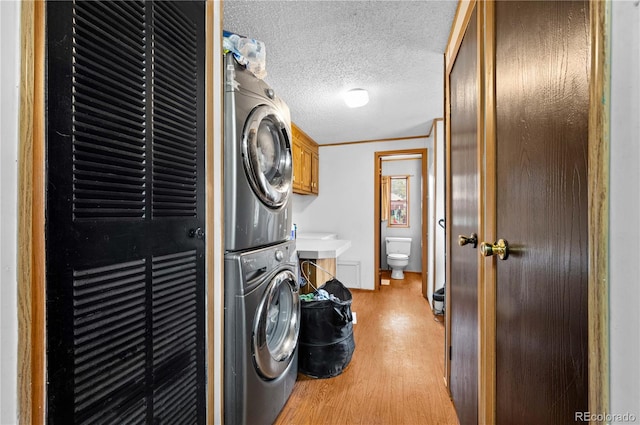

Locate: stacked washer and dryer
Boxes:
[223,52,300,425]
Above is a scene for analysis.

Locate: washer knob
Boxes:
[275,250,284,261]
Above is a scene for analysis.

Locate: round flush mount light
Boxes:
[343,88,369,108]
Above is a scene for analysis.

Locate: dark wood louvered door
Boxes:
[492,1,589,422]
[448,5,479,425]
[45,1,206,423]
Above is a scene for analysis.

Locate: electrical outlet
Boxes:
[352,312,357,324]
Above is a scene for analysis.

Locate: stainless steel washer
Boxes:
[224,240,299,425]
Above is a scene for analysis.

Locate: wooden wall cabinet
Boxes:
[291,123,319,195]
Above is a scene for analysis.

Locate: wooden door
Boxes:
[45,1,206,422]
[492,1,589,422]
[448,6,479,425]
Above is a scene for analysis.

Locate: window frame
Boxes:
[387,175,410,228]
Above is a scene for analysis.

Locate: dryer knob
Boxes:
[265,88,275,99]
[275,250,284,261]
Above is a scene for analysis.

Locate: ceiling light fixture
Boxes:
[344,88,369,108]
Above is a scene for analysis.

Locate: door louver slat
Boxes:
[150,138,196,158]
[152,2,198,218]
[74,94,145,128]
[153,124,198,150]
[152,251,197,362]
[154,148,197,166]
[72,0,146,220]
[74,139,146,161]
[74,64,145,102]
[74,2,145,54]
[73,123,146,147]
[72,259,147,422]
[153,362,199,424]
[153,163,197,179]
[82,398,147,425]
[152,250,199,423]
[73,53,145,92]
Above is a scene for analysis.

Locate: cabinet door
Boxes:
[45,2,206,422]
[292,137,303,191]
[291,124,319,195]
[311,151,319,194]
[301,146,312,192]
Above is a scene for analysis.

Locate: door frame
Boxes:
[373,148,428,294]
[444,0,610,423]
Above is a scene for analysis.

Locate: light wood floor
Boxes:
[275,272,459,425]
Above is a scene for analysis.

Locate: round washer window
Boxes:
[253,270,299,380]
[242,106,292,209]
[255,119,282,182]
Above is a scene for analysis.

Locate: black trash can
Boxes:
[298,278,355,378]
[433,286,445,314]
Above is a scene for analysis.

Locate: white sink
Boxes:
[295,238,351,259]
[296,232,337,240]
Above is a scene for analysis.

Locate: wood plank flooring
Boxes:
[275,272,459,425]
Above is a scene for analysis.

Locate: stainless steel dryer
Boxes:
[224,240,300,425]
[224,52,293,252]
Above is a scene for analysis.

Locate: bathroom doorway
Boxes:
[374,148,428,294]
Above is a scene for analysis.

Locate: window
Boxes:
[388,175,409,227]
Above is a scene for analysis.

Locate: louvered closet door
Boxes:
[45,1,206,423]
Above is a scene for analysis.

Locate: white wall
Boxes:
[292,137,429,290]
[0,1,20,424]
[380,158,423,273]
[610,1,640,421]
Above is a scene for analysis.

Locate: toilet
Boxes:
[385,237,412,280]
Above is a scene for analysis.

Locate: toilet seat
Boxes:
[387,253,408,260]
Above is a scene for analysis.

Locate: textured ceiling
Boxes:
[223,1,457,144]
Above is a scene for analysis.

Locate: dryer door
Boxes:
[242,105,292,209]
[253,269,300,380]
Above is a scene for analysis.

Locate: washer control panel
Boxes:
[239,240,296,274]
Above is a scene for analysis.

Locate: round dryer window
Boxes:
[253,269,300,380]
[242,105,292,209]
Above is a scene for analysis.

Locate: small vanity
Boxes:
[296,233,351,293]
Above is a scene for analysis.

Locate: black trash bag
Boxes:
[298,278,355,378]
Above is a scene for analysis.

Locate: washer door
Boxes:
[253,269,300,380]
[242,105,292,209]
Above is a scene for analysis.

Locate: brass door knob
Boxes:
[480,239,509,260]
[458,233,478,248]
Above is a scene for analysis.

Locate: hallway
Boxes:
[275,273,458,425]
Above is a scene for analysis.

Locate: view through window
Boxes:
[389,176,409,227]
